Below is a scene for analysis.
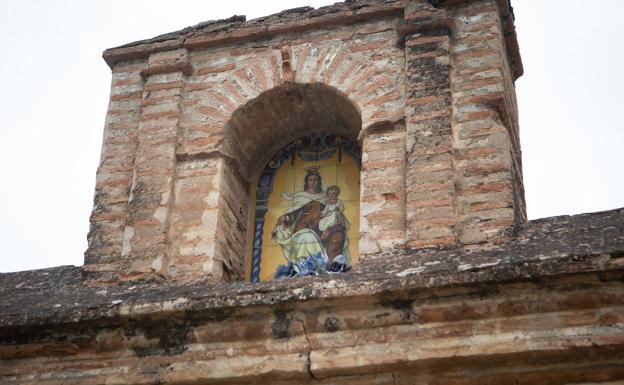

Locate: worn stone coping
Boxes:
[101,0,523,78]
[1,208,623,330]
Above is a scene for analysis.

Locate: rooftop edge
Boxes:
[101,0,523,79]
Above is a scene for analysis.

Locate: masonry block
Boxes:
[85,0,525,283]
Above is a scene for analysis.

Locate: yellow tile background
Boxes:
[247,151,360,281]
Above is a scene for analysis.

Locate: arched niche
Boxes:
[223,82,362,182]
[217,82,363,281]
[248,133,361,282]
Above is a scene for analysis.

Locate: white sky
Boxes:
[0,1,622,272]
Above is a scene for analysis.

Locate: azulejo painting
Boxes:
[248,132,360,282]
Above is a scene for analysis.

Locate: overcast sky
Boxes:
[1,1,622,272]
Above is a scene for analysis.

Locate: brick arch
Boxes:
[223,82,362,181]
[288,42,403,127]
[182,44,404,177]
[214,81,364,281]
[174,44,405,281]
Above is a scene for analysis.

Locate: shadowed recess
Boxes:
[224,82,362,181]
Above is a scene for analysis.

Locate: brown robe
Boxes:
[292,201,345,263]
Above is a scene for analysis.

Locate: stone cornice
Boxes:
[102,1,405,67]
[102,0,523,79]
[428,0,522,77]
[1,207,622,330]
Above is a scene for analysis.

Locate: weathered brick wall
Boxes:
[180,18,407,277]
[360,120,407,254]
[84,61,146,282]
[449,0,524,244]
[403,23,455,248]
[3,209,624,384]
[6,2,624,384]
[4,277,624,383]
[85,0,525,282]
[401,0,525,249]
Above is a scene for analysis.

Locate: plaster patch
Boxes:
[154,206,168,224]
[204,191,220,208]
[151,257,162,271]
[161,297,188,311]
[160,188,171,205]
[121,226,134,257]
[360,199,385,217]
[477,260,501,269]
[458,263,473,271]
[204,258,216,274]
[359,237,379,254]
[182,209,218,253]
[396,266,425,277]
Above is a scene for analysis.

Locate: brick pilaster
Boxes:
[449,1,518,244]
[360,121,407,257]
[404,28,457,249]
[83,62,146,282]
[119,49,190,279]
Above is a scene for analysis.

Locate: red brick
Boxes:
[110,91,142,102]
[196,63,235,75]
[144,80,185,91]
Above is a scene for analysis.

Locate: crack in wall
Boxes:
[297,317,318,380]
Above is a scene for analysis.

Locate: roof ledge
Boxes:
[1,207,623,329]
[101,0,522,79]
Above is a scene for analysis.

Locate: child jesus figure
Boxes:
[319,185,347,240]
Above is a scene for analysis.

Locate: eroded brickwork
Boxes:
[3,209,624,384]
[84,0,525,283]
[449,1,522,244]
[360,120,407,254]
[4,2,624,384]
[84,61,145,282]
[404,26,455,248]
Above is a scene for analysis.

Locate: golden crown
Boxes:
[304,165,320,175]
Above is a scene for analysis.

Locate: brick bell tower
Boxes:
[4,1,624,384]
[84,0,525,283]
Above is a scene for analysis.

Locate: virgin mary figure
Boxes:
[271,166,331,277]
